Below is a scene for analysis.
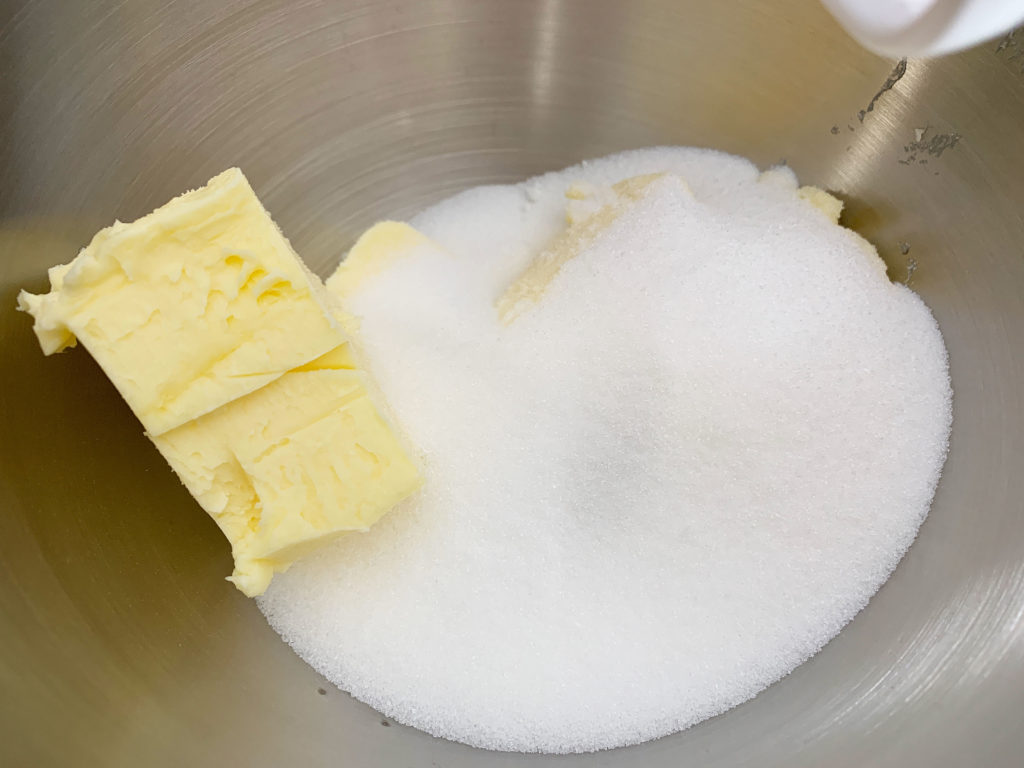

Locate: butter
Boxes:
[497,173,690,323]
[18,169,420,596]
[499,173,844,323]
[758,166,844,224]
[797,185,844,223]
[326,220,438,301]
[153,342,419,597]
[17,168,343,436]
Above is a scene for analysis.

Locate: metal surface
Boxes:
[1,1,1022,766]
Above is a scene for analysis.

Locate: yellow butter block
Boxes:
[497,173,843,325]
[797,185,844,223]
[759,167,844,223]
[18,169,421,597]
[326,220,438,300]
[153,343,420,597]
[17,168,344,436]
[497,173,686,323]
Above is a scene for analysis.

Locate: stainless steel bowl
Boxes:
[2,2,1023,766]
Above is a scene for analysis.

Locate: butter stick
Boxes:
[18,169,420,596]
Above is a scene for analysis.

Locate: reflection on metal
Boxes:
[531,0,562,111]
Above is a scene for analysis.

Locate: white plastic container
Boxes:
[821,0,1024,56]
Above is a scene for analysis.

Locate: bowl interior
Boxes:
[2,2,1023,767]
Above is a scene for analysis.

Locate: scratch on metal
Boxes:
[858,58,908,122]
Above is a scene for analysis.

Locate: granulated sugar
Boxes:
[258,147,952,753]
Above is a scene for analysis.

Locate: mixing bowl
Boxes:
[2,1,1022,766]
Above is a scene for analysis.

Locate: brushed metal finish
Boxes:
[1,2,1022,766]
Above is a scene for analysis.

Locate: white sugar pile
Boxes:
[258,147,952,753]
